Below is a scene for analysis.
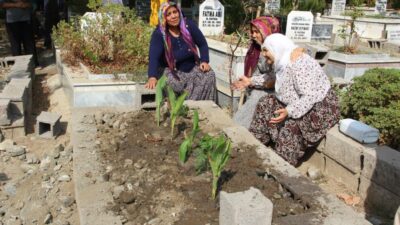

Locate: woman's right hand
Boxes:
[145,77,157,89]
[231,76,251,90]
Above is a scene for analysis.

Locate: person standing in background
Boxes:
[0,0,37,60]
[43,0,59,49]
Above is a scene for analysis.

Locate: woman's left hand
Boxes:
[269,108,288,124]
[199,62,211,72]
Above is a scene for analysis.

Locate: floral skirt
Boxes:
[165,66,216,101]
[249,89,340,166]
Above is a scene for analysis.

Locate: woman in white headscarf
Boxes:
[249,33,340,166]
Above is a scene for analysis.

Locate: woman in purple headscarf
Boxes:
[231,16,280,129]
[145,2,216,101]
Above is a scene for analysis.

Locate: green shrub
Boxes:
[340,68,400,149]
[53,3,152,77]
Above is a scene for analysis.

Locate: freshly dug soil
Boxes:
[97,110,309,225]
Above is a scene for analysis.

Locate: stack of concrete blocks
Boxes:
[310,125,400,218]
[36,111,61,139]
[0,55,34,139]
[220,187,273,225]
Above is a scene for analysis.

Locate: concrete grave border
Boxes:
[72,101,372,225]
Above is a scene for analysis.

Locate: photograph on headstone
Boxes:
[285,11,314,43]
[312,24,333,40]
[198,0,225,36]
[331,0,346,16]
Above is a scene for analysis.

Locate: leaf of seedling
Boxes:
[178,110,200,163]
[155,75,167,126]
[208,135,231,199]
[167,86,188,137]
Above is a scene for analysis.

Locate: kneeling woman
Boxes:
[145,2,216,101]
[249,34,340,166]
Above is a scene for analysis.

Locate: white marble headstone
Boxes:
[374,0,387,14]
[286,11,313,43]
[265,0,280,14]
[387,29,400,44]
[331,0,346,16]
[199,0,225,36]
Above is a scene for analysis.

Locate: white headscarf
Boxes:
[262,33,297,93]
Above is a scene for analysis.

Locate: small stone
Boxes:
[42,174,51,181]
[44,213,52,224]
[307,166,322,180]
[148,218,162,225]
[26,154,40,164]
[124,159,133,167]
[54,164,62,171]
[134,162,143,169]
[273,193,282,199]
[112,120,121,129]
[0,139,14,151]
[4,183,16,196]
[60,196,75,208]
[18,154,26,160]
[20,164,36,173]
[119,191,135,204]
[40,156,55,171]
[58,175,71,182]
[7,145,26,157]
[112,185,125,199]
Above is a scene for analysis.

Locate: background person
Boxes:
[145,2,216,101]
[249,33,340,166]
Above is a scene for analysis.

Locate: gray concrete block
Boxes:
[322,126,363,174]
[0,84,26,101]
[359,176,400,218]
[220,187,273,225]
[0,99,11,126]
[36,112,62,139]
[324,154,360,193]
[9,78,32,116]
[361,145,400,195]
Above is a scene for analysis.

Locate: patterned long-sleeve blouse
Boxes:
[275,54,331,119]
[250,56,275,88]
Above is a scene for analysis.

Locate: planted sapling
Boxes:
[167,86,188,137]
[179,109,200,163]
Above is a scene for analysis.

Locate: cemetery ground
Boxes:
[0,41,78,225]
[0,40,397,225]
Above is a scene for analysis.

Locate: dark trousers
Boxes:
[6,21,35,55]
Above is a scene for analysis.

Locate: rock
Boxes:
[18,154,26,160]
[124,159,133,167]
[0,208,5,216]
[44,213,52,224]
[53,164,62,171]
[20,164,36,173]
[58,175,71,182]
[112,120,121,129]
[147,218,162,225]
[59,196,75,208]
[4,183,16,196]
[7,145,26,157]
[112,185,125,200]
[26,154,40,164]
[40,156,55,171]
[119,191,135,204]
[52,144,64,159]
[0,139,14,151]
[307,166,322,180]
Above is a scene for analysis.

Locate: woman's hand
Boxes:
[269,108,288,124]
[145,77,157,89]
[199,62,210,72]
[231,76,251,90]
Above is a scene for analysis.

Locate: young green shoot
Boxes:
[167,86,188,137]
[179,109,200,163]
[155,75,167,126]
[208,135,231,199]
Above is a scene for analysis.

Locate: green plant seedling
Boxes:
[167,86,188,137]
[179,110,200,163]
[155,75,167,126]
[208,135,231,199]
